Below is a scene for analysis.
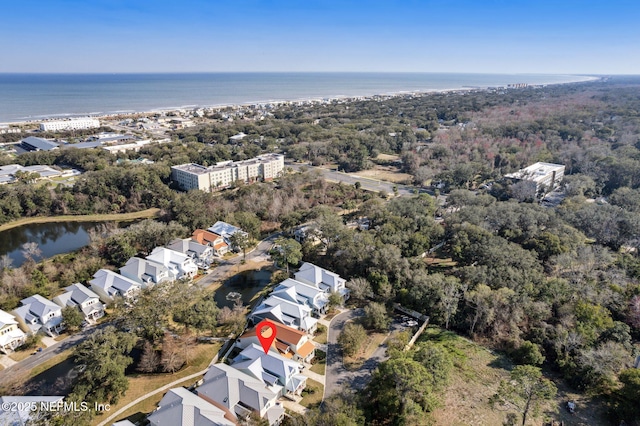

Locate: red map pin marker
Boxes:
[256,320,277,354]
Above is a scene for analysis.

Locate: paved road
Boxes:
[287,163,418,196]
[324,309,388,398]
[325,310,408,398]
[0,322,109,384]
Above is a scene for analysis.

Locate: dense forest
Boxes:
[2,77,640,424]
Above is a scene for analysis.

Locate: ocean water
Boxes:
[0,73,595,123]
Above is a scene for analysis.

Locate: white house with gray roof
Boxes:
[0,309,26,354]
[272,278,330,315]
[294,262,350,300]
[167,238,213,262]
[119,257,174,287]
[197,364,284,425]
[12,294,64,336]
[249,295,317,333]
[147,387,235,426]
[53,283,104,323]
[89,269,142,303]
[146,247,198,280]
[232,343,307,397]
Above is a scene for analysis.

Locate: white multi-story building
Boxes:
[504,162,565,192]
[171,153,285,192]
[39,118,100,132]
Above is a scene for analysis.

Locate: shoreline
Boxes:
[0,74,600,126]
[0,208,160,232]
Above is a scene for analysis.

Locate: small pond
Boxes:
[214,269,272,309]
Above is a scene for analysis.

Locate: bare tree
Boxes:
[161,333,185,373]
[138,340,160,373]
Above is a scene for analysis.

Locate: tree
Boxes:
[173,293,219,334]
[346,277,373,302]
[362,302,390,331]
[616,368,640,422]
[71,326,136,405]
[161,332,185,373]
[438,276,464,329]
[328,291,343,309]
[271,237,302,274]
[338,322,366,357]
[62,306,84,332]
[365,357,440,424]
[229,232,251,261]
[491,365,557,426]
[137,340,160,373]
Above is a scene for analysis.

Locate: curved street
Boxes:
[325,309,390,398]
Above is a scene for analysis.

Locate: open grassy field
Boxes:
[349,167,413,184]
[423,328,608,426]
[0,208,160,232]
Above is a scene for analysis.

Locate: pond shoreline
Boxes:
[0,208,160,232]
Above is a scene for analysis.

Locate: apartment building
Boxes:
[39,118,100,132]
[171,153,285,192]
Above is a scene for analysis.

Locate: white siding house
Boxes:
[0,309,27,353]
[12,295,64,336]
[53,284,104,323]
[89,269,142,303]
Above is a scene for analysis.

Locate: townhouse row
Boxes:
[0,221,246,353]
[146,262,350,426]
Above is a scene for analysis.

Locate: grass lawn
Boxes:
[422,327,609,426]
[313,328,328,345]
[309,350,326,375]
[299,379,324,409]
[55,332,71,342]
[9,349,34,362]
[0,208,160,232]
[350,167,413,184]
[93,342,221,426]
[29,349,73,378]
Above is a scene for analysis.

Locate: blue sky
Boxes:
[1,0,637,74]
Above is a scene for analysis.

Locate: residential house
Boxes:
[147,387,235,426]
[146,247,198,280]
[197,364,284,425]
[292,224,321,245]
[167,238,213,262]
[0,309,27,354]
[13,295,64,336]
[191,230,229,256]
[294,262,350,301]
[232,343,307,397]
[89,269,142,303]
[52,283,104,323]
[208,221,247,241]
[119,257,174,287]
[249,295,317,333]
[237,320,316,363]
[272,278,330,316]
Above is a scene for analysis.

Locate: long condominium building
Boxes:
[171,153,285,192]
[40,118,100,132]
